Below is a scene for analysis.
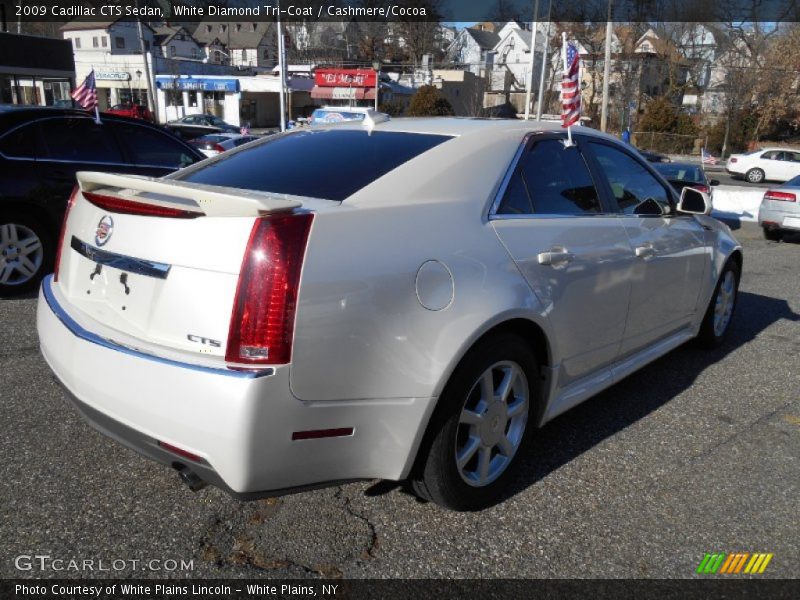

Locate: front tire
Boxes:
[745,168,765,184]
[696,260,740,348]
[411,334,539,511]
[0,215,52,297]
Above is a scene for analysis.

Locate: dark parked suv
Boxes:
[0,107,204,296]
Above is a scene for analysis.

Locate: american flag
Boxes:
[702,148,719,165]
[71,70,98,111]
[561,41,581,128]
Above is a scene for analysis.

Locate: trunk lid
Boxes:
[56,171,304,359]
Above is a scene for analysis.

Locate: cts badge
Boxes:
[95,215,114,247]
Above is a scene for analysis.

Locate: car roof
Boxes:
[329,116,610,138]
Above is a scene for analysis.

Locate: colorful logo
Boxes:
[95,215,114,247]
[696,552,773,574]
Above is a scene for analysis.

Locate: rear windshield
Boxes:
[653,163,704,182]
[177,129,451,201]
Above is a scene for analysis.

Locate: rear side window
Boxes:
[178,129,451,201]
[498,139,600,215]
[112,122,197,168]
[40,118,124,163]
[0,122,44,159]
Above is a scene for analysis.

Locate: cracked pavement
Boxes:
[0,222,797,579]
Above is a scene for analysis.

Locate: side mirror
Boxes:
[709,179,720,186]
[677,186,711,215]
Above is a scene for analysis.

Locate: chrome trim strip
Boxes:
[71,236,172,279]
[42,275,274,380]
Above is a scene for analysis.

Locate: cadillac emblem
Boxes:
[95,215,114,247]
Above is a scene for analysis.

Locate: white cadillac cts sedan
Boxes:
[37,117,742,511]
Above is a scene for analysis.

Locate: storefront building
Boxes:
[0,32,75,106]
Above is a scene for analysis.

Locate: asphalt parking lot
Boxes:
[0,222,797,580]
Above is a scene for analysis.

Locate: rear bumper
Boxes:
[758,203,800,231]
[37,276,436,496]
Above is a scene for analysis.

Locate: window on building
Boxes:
[252,23,257,32]
[74,38,81,49]
[144,40,150,51]
[263,48,269,59]
[102,37,107,47]
[236,24,242,32]
[93,37,99,48]
[206,25,212,33]
[191,47,198,59]
[220,25,227,33]
[115,36,125,49]
[241,49,248,61]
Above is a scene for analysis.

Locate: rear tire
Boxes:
[0,214,53,297]
[696,260,740,348]
[762,227,782,242]
[411,334,539,511]
[745,168,765,184]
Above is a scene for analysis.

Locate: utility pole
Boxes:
[535,0,552,120]
[523,0,540,120]
[600,0,613,132]
[137,15,156,122]
[277,4,287,132]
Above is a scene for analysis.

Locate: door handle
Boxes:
[635,243,656,259]
[538,247,574,266]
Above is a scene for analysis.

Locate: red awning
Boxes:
[310,86,366,100]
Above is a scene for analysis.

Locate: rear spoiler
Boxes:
[76,171,302,217]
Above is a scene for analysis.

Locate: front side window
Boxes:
[497,138,601,215]
[40,118,124,164]
[178,130,452,201]
[588,142,671,214]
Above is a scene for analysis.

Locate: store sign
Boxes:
[314,69,377,88]
[95,72,131,81]
[331,87,360,100]
[155,77,239,92]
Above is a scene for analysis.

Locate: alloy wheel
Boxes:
[455,361,529,487]
[713,270,736,337]
[0,223,44,286]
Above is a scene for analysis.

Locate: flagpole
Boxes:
[562,32,572,146]
[91,66,101,124]
[277,2,287,132]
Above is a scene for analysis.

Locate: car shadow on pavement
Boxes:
[502,289,800,505]
[385,291,799,507]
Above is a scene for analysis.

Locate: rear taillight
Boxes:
[83,191,203,218]
[763,190,796,202]
[53,186,79,282]
[691,184,710,194]
[226,213,314,366]
[213,143,226,153]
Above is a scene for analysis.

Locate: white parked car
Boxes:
[758,174,800,241]
[726,147,800,183]
[37,118,742,510]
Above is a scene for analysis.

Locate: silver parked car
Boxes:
[758,174,800,240]
[37,118,742,510]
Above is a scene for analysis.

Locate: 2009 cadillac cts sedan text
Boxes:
[37,117,742,510]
